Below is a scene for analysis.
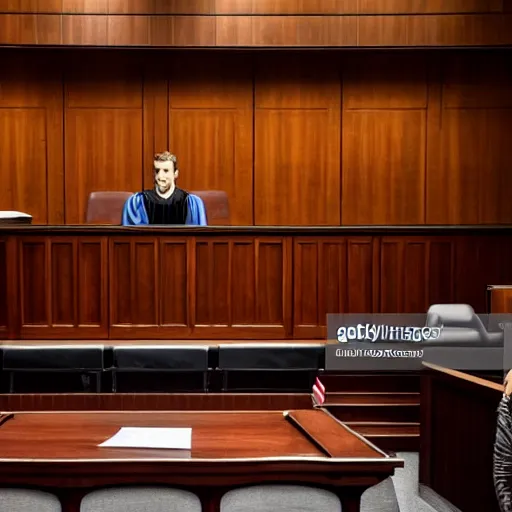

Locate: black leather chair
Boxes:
[111,345,209,393]
[2,345,105,393]
[217,344,324,392]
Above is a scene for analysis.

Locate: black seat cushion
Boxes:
[218,344,324,370]
[2,345,104,371]
[113,346,209,371]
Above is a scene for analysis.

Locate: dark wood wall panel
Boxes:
[18,236,108,338]
[109,235,290,339]
[293,237,376,337]
[1,50,512,226]
[0,55,63,224]
[380,238,455,314]
[0,0,505,14]
[2,227,511,340]
[0,392,313,412]
[64,58,145,224]
[0,240,7,339]
[254,55,341,226]
[0,11,510,47]
[342,54,427,225]
[169,55,253,225]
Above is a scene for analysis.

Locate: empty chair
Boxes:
[190,190,230,225]
[2,345,105,393]
[220,481,400,512]
[0,488,61,512]
[220,485,341,512]
[86,191,133,224]
[218,343,324,392]
[80,487,201,512]
[111,345,209,392]
[425,304,503,346]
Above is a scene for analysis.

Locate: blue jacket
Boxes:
[122,192,207,226]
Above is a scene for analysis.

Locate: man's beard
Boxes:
[156,182,171,194]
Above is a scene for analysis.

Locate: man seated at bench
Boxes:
[122,151,207,226]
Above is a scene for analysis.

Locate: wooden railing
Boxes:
[420,362,503,512]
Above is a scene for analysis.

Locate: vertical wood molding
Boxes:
[425,55,443,224]
[5,236,20,339]
[143,59,169,190]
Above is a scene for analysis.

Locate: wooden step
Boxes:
[324,392,420,406]
[346,421,420,452]
[346,422,419,437]
[320,373,421,393]
[322,393,420,422]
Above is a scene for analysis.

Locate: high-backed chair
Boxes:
[2,345,105,393]
[86,191,133,224]
[218,343,324,392]
[0,488,61,512]
[190,190,230,225]
[220,481,401,512]
[111,345,209,392]
[424,304,503,346]
[80,487,201,512]
[85,190,230,225]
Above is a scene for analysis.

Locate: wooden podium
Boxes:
[487,285,512,313]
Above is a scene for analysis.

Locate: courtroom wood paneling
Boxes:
[358,0,504,13]
[293,237,377,337]
[427,54,512,224]
[255,55,341,226]
[0,392,313,411]
[109,237,192,338]
[64,57,145,224]
[18,236,108,338]
[2,227,512,339]
[0,240,7,339]
[455,236,512,312]
[1,49,512,227]
[169,55,253,225]
[380,237,455,313]
[342,54,427,225]
[0,0,505,14]
[109,235,292,338]
[0,54,64,224]
[193,237,291,338]
[0,13,510,47]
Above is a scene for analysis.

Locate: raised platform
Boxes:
[1,224,512,340]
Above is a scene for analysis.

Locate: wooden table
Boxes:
[0,409,402,512]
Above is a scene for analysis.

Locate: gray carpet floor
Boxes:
[362,452,460,512]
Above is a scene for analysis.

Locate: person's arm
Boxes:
[185,194,207,226]
[495,394,512,512]
[505,370,512,396]
[122,193,149,226]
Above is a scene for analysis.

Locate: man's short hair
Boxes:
[154,151,178,170]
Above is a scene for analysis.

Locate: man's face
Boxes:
[154,160,178,195]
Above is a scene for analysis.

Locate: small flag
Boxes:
[312,377,326,405]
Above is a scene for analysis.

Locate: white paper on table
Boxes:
[98,427,192,449]
[0,211,32,219]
